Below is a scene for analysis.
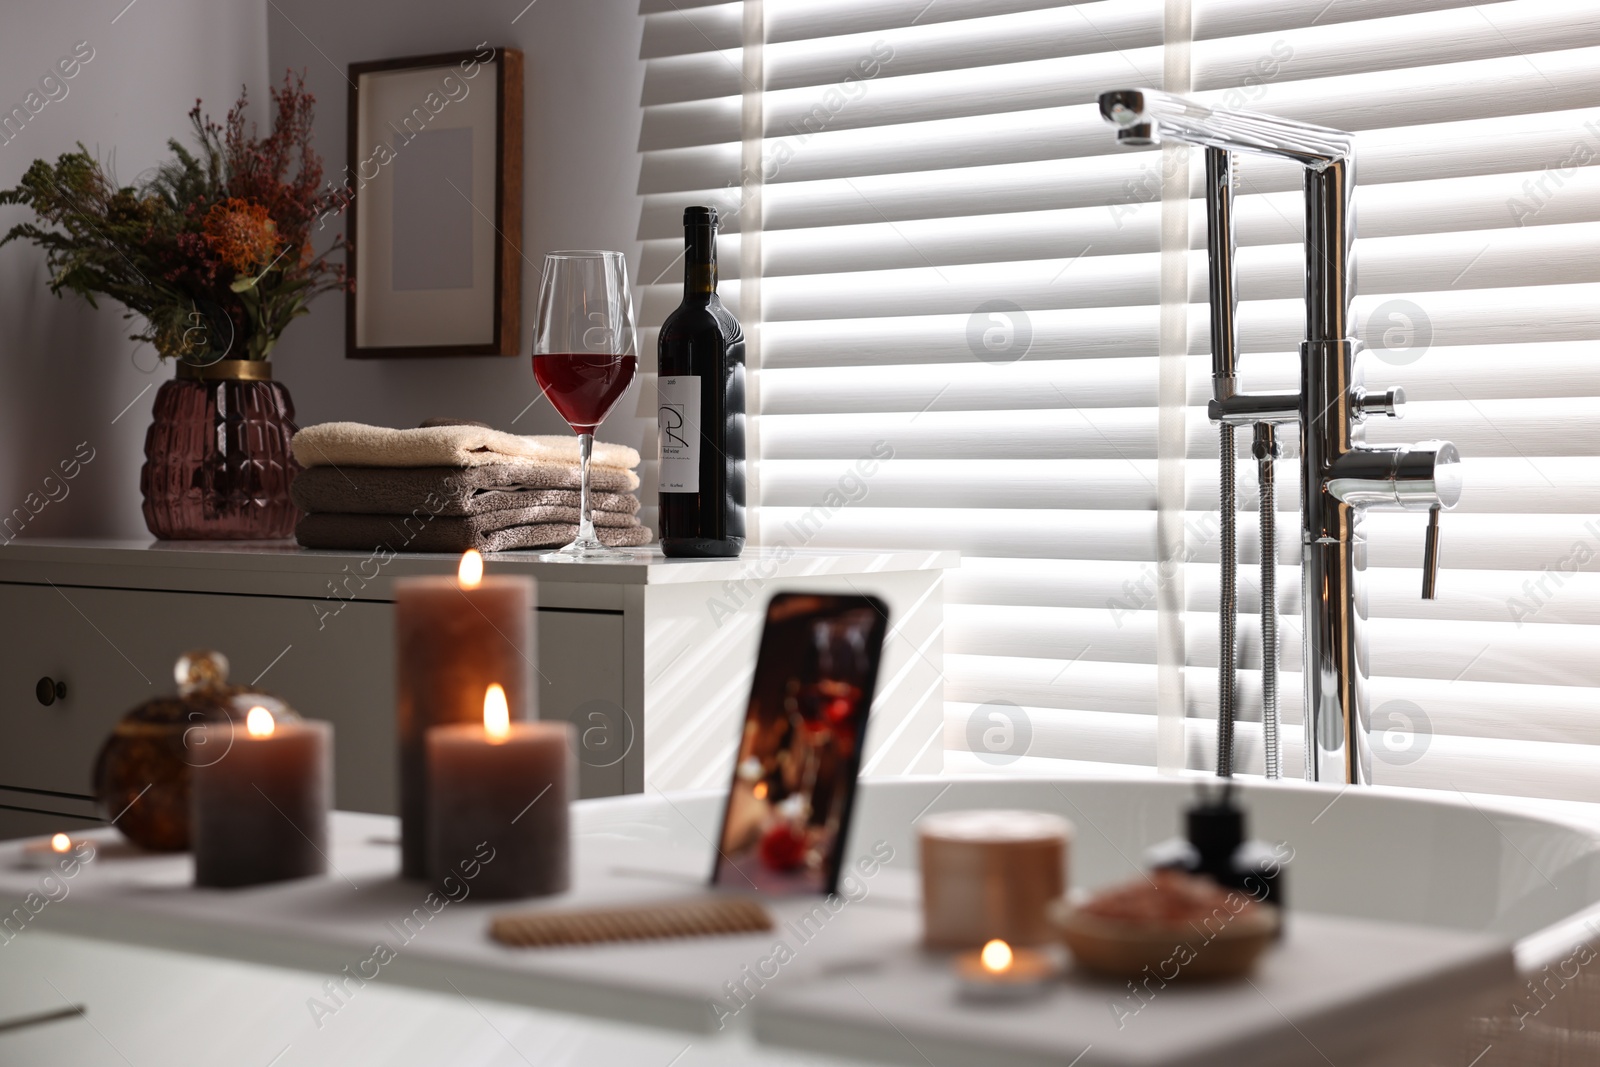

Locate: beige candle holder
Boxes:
[918,809,1072,949]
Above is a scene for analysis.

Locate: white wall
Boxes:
[0,0,651,538]
[263,0,651,488]
[0,0,267,539]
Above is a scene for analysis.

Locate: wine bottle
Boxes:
[657,206,746,558]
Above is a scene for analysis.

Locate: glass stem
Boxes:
[577,432,597,545]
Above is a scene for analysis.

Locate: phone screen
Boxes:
[711,593,889,896]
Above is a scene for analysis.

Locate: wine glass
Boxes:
[531,251,639,561]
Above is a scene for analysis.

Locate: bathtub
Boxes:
[4,773,1598,1066]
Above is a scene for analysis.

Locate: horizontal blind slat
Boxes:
[745,47,1600,185]
[942,704,1600,801]
[750,109,1598,228]
[642,4,743,59]
[946,654,1600,747]
[944,557,1600,625]
[761,284,1600,367]
[745,167,1600,278]
[737,10,1598,150]
[947,605,1600,687]
[1191,0,1600,95]
[758,507,1600,571]
[759,222,1600,321]
[766,0,1086,43]
[761,457,1600,516]
[758,0,1490,45]
[761,342,1600,414]
[760,0,1527,93]
[756,396,1600,460]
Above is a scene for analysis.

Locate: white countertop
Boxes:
[0,538,957,589]
[0,799,1513,1066]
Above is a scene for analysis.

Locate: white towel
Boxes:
[292,422,641,472]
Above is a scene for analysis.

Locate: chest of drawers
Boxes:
[0,540,952,839]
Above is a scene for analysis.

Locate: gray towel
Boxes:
[291,465,640,518]
[295,507,652,554]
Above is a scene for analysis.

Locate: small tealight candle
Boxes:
[18,832,77,870]
[955,939,1058,1002]
[426,684,573,899]
[192,705,332,888]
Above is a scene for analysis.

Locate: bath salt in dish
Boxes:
[1051,869,1277,980]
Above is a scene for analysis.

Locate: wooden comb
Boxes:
[490,896,773,948]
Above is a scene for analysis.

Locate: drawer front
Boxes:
[0,583,160,801]
[0,583,635,816]
[0,584,395,813]
[536,610,628,799]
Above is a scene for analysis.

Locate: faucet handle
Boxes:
[1422,504,1442,600]
[1357,386,1405,420]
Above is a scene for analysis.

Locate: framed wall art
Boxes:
[344,45,523,358]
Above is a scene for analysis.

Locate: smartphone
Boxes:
[710,593,890,896]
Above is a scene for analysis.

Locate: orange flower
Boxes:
[202,198,279,274]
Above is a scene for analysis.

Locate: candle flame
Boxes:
[246,705,276,738]
[753,781,768,800]
[50,833,71,853]
[980,939,1013,974]
[458,549,484,589]
[484,684,510,741]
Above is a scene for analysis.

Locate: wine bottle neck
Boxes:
[683,223,718,301]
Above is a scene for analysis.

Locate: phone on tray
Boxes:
[710,592,890,897]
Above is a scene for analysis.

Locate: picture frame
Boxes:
[344,46,523,359]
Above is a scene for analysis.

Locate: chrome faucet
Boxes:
[1098,89,1462,786]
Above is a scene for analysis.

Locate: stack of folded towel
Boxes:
[289,420,653,553]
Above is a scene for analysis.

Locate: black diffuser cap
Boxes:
[1186,784,1245,880]
[684,205,719,226]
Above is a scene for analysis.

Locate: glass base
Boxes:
[538,534,637,563]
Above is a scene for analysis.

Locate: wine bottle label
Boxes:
[657,375,701,493]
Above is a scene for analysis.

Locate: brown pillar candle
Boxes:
[919,809,1072,949]
[396,550,534,879]
[427,684,573,900]
[193,706,331,888]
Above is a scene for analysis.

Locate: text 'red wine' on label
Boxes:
[658,375,701,493]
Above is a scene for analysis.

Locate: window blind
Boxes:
[642,0,1600,801]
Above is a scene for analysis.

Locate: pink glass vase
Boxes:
[139,360,301,540]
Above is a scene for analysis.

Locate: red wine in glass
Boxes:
[534,353,639,435]
[531,250,640,561]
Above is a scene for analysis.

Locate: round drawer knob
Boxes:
[35,677,67,706]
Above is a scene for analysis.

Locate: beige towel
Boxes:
[292,422,641,472]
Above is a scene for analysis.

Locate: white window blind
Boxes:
[641,0,1600,801]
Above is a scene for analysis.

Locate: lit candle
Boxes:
[192,706,332,888]
[395,550,535,879]
[426,684,573,899]
[954,939,1058,1001]
[18,832,78,870]
[919,809,1072,949]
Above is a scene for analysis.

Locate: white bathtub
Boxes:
[4,773,1598,1065]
